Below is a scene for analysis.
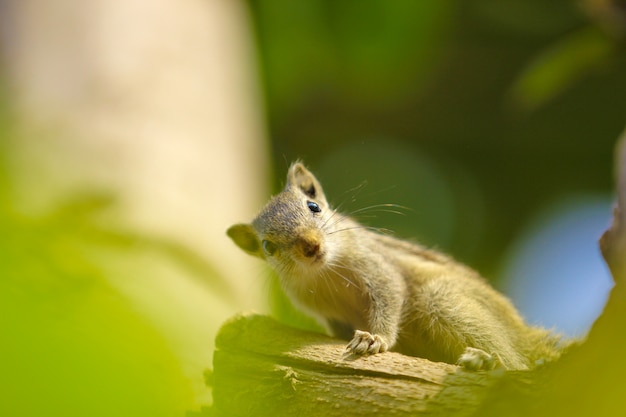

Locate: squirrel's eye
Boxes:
[307,201,321,213]
[262,240,277,256]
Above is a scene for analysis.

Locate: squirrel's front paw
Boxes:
[346,330,388,355]
[457,347,497,371]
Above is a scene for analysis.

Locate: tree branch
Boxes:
[211,313,526,417]
[600,127,626,283]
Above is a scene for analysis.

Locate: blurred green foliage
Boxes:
[0,187,194,416]
[247,0,626,278]
[0,116,226,414]
[250,0,452,114]
[511,26,617,110]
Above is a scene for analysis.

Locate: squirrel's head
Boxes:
[227,162,334,273]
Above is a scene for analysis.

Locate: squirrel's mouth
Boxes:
[293,248,326,269]
[312,251,326,264]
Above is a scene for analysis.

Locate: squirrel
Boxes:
[227,161,565,370]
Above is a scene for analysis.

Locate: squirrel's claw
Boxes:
[346,330,389,355]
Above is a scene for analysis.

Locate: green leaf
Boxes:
[510,26,615,111]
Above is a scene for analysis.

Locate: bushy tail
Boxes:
[524,327,575,367]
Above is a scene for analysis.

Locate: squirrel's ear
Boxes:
[286,162,327,203]
[227,224,263,258]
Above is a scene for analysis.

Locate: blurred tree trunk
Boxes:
[1,0,269,413]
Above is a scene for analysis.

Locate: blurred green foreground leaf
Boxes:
[0,183,195,416]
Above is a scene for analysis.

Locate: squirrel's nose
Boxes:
[296,233,321,258]
[302,240,320,258]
